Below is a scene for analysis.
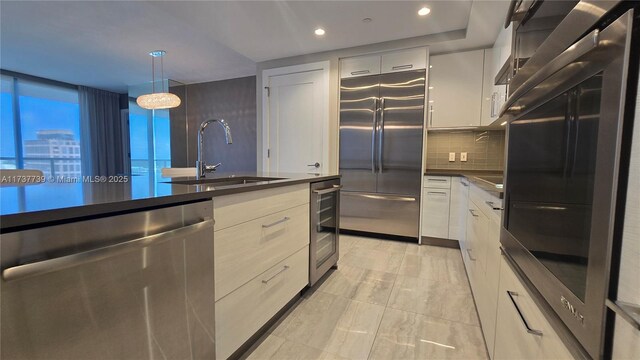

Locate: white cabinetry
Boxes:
[491,24,513,115]
[340,48,427,79]
[494,257,574,360]
[421,176,451,239]
[428,49,485,128]
[481,48,499,126]
[461,183,503,359]
[213,184,310,359]
[340,55,381,78]
[381,48,427,74]
[448,177,469,242]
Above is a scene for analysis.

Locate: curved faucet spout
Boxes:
[197,119,233,179]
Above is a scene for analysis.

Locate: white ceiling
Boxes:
[0,1,509,93]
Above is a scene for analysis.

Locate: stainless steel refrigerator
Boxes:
[339,69,425,239]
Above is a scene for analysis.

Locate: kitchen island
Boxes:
[0,171,339,231]
[0,171,340,360]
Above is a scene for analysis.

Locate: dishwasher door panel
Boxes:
[1,201,215,360]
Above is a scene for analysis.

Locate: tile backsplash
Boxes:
[426,130,505,170]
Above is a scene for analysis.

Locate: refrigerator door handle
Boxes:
[371,97,378,173]
[378,97,385,173]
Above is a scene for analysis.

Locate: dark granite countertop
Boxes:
[425,169,504,198]
[0,171,340,232]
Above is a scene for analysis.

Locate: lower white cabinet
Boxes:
[448,177,469,242]
[494,257,574,360]
[213,184,311,359]
[215,246,309,359]
[421,176,451,238]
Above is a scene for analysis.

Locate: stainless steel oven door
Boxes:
[500,9,635,359]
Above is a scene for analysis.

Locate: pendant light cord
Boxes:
[161,55,165,93]
[151,54,155,94]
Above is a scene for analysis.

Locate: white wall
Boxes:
[255,30,473,173]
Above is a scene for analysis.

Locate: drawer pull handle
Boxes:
[351,70,370,75]
[262,217,290,228]
[485,201,503,211]
[392,64,413,70]
[507,291,543,336]
[468,209,479,217]
[428,178,447,182]
[262,265,290,284]
[427,191,447,196]
[466,249,476,261]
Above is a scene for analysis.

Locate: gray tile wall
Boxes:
[426,130,505,170]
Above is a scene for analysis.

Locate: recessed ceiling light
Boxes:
[362,18,372,23]
[418,7,431,16]
[314,28,326,36]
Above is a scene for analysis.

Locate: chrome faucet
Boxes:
[196,119,232,179]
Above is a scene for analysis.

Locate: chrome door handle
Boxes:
[262,265,290,284]
[313,185,343,195]
[351,70,370,76]
[378,97,385,173]
[427,191,448,196]
[262,217,290,228]
[429,105,433,126]
[392,64,413,71]
[507,291,543,336]
[501,29,600,117]
[466,249,476,261]
[485,201,503,210]
[468,209,479,217]
[372,97,378,173]
[307,162,320,168]
[2,219,215,282]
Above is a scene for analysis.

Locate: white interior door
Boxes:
[266,69,325,173]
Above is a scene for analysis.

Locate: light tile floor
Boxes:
[244,235,489,360]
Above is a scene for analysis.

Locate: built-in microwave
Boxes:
[500,5,638,359]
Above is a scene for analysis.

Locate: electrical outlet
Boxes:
[461,152,468,162]
[449,152,456,162]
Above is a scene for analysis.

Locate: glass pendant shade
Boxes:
[136,92,181,110]
[136,50,181,110]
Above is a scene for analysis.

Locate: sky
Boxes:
[2,93,171,163]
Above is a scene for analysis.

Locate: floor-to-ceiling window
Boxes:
[127,97,171,197]
[0,74,82,176]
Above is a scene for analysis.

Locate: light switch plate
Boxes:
[461,152,468,162]
[449,152,456,162]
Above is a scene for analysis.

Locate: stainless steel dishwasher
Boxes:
[1,201,215,360]
[309,179,341,286]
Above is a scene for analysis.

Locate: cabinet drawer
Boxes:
[423,175,451,189]
[381,48,427,73]
[340,55,381,78]
[421,188,450,239]
[215,203,309,300]
[215,246,309,360]
[469,182,502,222]
[214,184,309,230]
[494,257,574,360]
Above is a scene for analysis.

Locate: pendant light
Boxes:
[136,50,181,110]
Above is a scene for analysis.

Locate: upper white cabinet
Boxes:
[340,55,381,78]
[340,47,427,79]
[428,49,484,128]
[381,48,427,74]
[481,48,499,126]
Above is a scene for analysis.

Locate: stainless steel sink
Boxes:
[164,176,284,186]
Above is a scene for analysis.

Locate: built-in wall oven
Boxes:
[309,179,341,286]
[500,5,638,359]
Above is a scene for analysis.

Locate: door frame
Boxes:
[261,61,330,172]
